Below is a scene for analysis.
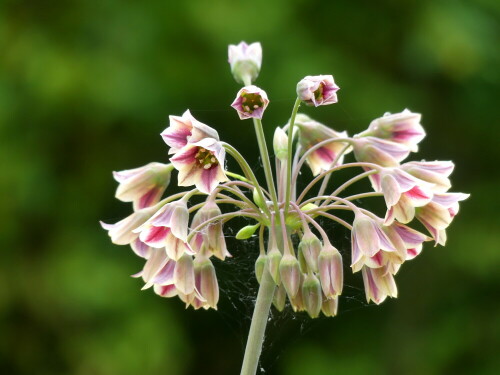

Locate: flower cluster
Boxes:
[102,41,468,317]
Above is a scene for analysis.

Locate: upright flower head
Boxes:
[295,114,351,176]
[170,138,228,194]
[228,41,262,84]
[113,162,172,210]
[231,85,269,120]
[364,110,425,152]
[161,110,219,154]
[296,75,339,107]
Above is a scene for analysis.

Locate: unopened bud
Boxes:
[194,257,219,310]
[289,273,305,312]
[321,296,338,317]
[273,283,287,312]
[228,41,262,84]
[279,254,301,298]
[318,244,343,298]
[267,247,283,285]
[174,254,195,295]
[236,223,260,240]
[298,231,322,272]
[254,254,267,284]
[302,273,322,318]
[252,188,267,211]
[273,127,289,161]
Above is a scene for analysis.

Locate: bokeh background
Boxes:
[1,0,499,374]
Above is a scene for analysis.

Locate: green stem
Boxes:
[284,97,302,216]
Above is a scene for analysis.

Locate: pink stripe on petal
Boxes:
[141,226,169,247]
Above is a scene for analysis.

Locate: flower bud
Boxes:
[318,244,343,298]
[279,254,301,298]
[273,127,289,161]
[113,162,172,210]
[296,75,339,107]
[302,273,322,318]
[298,230,322,272]
[254,254,267,284]
[273,283,287,312]
[321,297,338,317]
[252,188,267,211]
[228,41,262,84]
[231,85,269,120]
[236,223,260,240]
[197,200,230,260]
[267,247,283,285]
[289,273,305,312]
[174,254,195,295]
[194,256,219,309]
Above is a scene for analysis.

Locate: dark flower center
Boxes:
[195,148,218,169]
[241,93,264,113]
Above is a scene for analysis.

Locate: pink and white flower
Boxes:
[364,109,425,152]
[170,138,228,194]
[113,162,172,210]
[134,200,193,260]
[231,85,269,120]
[295,114,351,176]
[100,206,156,246]
[362,266,398,305]
[401,161,454,193]
[161,110,219,154]
[352,136,411,167]
[296,75,339,107]
[416,192,469,246]
[228,41,262,84]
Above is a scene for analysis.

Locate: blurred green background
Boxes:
[1,0,499,374]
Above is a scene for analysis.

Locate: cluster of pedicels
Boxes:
[102,41,469,317]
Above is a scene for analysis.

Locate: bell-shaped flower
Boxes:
[139,248,175,289]
[134,199,193,260]
[374,167,434,225]
[113,162,173,210]
[297,228,322,272]
[174,253,196,295]
[321,296,338,317]
[318,243,343,299]
[161,110,219,154]
[363,109,425,152]
[228,41,262,84]
[416,192,469,246]
[189,199,230,260]
[231,85,269,120]
[351,213,398,272]
[386,222,430,260]
[194,255,219,309]
[279,254,301,299]
[361,266,398,305]
[352,137,410,167]
[296,75,339,107]
[130,238,153,259]
[100,206,156,246]
[401,161,454,193]
[170,138,228,194]
[302,273,322,318]
[295,114,351,176]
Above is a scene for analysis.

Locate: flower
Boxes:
[273,127,288,162]
[161,110,219,154]
[228,41,262,84]
[373,167,434,225]
[401,161,454,193]
[296,75,339,107]
[194,255,219,309]
[170,138,228,194]
[231,85,269,120]
[362,266,398,304]
[363,109,425,151]
[113,162,172,210]
[352,136,410,167]
[100,206,156,246]
[386,222,430,260]
[295,114,351,176]
[415,192,469,246]
[134,200,193,260]
[317,243,343,299]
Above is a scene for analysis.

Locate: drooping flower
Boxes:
[295,114,351,176]
[362,266,398,305]
[415,192,469,246]
[134,199,193,260]
[363,109,425,152]
[228,41,262,84]
[194,255,219,309]
[386,222,430,260]
[317,243,343,299]
[113,162,172,210]
[170,138,228,194]
[296,75,339,107]
[231,85,269,120]
[401,161,454,193]
[100,206,156,246]
[161,110,219,154]
[302,273,322,318]
[352,136,410,167]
